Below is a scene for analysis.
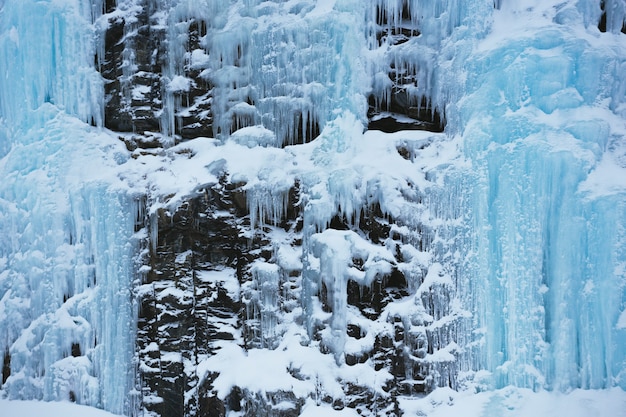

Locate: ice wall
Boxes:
[443,1,626,390]
[0,0,104,130]
[0,0,139,414]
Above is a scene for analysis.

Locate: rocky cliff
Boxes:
[96,1,458,416]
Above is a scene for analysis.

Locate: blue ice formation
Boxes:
[449,3,626,390]
[0,1,138,414]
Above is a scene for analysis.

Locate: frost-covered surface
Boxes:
[0,0,626,416]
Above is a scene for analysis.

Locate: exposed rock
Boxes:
[100,3,214,139]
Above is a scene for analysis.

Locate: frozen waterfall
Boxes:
[0,0,625,416]
[0,1,139,414]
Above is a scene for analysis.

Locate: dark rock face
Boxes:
[176,19,215,139]
[99,2,214,139]
[136,184,252,417]
[2,351,9,385]
[100,2,165,134]
[98,3,460,417]
[130,184,457,416]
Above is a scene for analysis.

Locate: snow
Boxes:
[229,125,279,148]
[1,388,625,417]
[401,386,626,417]
[198,328,393,404]
[618,310,626,330]
[197,268,240,301]
[580,151,626,198]
[167,75,192,93]
[299,399,361,417]
[0,399,124,417]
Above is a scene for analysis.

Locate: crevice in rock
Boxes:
[2,350,10,385]
[71,343,81,357]
[598,0,626,33]
[367,94,444,133]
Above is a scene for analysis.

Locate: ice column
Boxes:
[0,116,139,414]
[310,231,353,365]
[247,262,281,349]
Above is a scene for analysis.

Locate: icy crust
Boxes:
[103,0,495,144]
[136,111,447,232]
[111,0,370,143]
[132,107,465,410]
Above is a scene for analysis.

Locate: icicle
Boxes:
[247,185,291,230]
[250,262,281,349]
[149,210,159,254]
[308,229,396,364]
